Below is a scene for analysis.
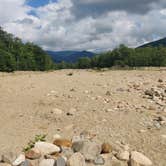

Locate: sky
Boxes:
[0,0,166,52]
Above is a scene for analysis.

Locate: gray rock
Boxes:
[20,160,33,166]
[130,151,153,166]
[68,152,86,166]
[34,141,60,155]
[39,159,55,166]
[12,154,25,166]
[1,152,17,164]
[94,156,105,165]
[55,157,66,166]
[77,140,101,161]
[61,147,74,159]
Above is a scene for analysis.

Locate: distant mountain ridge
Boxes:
[46,50,95,63]
[138,37,166,48]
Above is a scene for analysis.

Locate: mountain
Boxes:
[46,50,95,63]
[138,37,166,48]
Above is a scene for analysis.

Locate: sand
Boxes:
[0,69,165,165]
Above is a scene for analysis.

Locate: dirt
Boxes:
[0,69,165,166]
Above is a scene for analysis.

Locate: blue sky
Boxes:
[27,0,57,8]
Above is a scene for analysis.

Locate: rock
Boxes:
[12,154,25,166]
[53,134,61,140]
[105,91,111,96]
[34,142,60,155]
[145,90,153,97]
[116,151,130,161]
[130,151,152,166]
[66,108,77,116]
[53,139,72,148]
[79,140,101,161]
[25,148,41,160]
[61,147,74,159]
[51,108,63,115]
[94,156,105,165]
[20,160,33,166]
[55,157,66,166]
[68,152,86,166]
[39,159,55,166]
[1,152,17,164]
[101,143,112,154]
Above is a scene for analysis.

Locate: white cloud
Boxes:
[1,0,166,51]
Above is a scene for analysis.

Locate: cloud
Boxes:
[1,0,166,52]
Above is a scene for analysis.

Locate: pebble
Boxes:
[101,143,112,154]
[130,151,152,166]
[51,108,63,115]
[34,142,60,155]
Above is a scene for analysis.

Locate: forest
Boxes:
[0,27,166,72]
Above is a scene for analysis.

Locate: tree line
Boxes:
[57,44,166,69]
[0,27,166,72]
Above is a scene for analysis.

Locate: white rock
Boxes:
[130,151,152,166]
[116,151,130,161]
[34,141,60,155]
[12,154,25,166]
[68,152,86,166]
[39,159,55,166]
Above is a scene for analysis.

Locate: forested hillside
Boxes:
[0,27,54,72]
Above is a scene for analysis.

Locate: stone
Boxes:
[20,160,33,166]
[55,157,66,166]
[53,139,72,148]
[53,134,61,140]
[68,152,86,166]
[79,140,101,161]
[25,148,41,160]
[61,147,74,159]
[51,108,63,115]
[94,156,105,165]
[101,143,112,154]
[39,159,55,166]
[1,152,17,164]
[34,141,60,155]
[130,151,152,166]
[116,151,130,161]
[12,154,25,166]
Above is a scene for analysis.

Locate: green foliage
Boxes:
[23,134,47,152]
[0,27,54,72]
